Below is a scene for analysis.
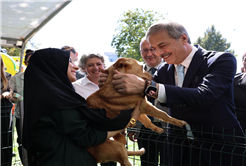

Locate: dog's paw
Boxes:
[170,118,187,128]
[154,127,164,134]
[177,120,187,127]
[138,148,145,156]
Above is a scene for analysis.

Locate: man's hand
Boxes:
[112,70,145,95]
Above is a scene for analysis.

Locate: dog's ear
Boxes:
[100,68,109,74]
[113,58,133,70]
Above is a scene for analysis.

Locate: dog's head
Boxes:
[108,57,152,80]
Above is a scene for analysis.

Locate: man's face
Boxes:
[148,31,188,65]
[63,48,77,62]
[70,51,78,62]
[243,54,246,72]
[140,40,162,67]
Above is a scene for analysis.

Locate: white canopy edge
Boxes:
[1,0,72,48]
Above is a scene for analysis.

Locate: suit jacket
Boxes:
[234,73,246,131]
[154,45,245,165]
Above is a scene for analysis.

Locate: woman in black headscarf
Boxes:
[23,48,140,166]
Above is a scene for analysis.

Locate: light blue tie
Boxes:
[176,65,184,87]
[176,65,195,139]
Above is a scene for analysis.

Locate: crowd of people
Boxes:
[1,20,246,166]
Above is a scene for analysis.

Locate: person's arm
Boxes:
[164,53,236,107]
[50,109,108,148]
[9,76,23,103]
[49,101,141,147]
[99,70,166,103]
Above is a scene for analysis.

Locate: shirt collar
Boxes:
[80,76,97,86]
[145,59,164,72]
[175,45,197,69]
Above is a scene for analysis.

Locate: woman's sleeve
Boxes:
[49,109,108,148]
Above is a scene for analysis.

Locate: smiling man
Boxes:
[100,20,246,166]
[127,37,169,166]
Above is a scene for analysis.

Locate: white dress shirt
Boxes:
[72,76,99,99]
[158,45,198,103]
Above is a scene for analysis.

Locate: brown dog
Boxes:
[86,57,187,166]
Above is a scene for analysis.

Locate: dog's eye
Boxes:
[119,63,127,68]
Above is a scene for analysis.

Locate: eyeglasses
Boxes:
[70,49,76,54]
[140,49,157,55]
[69,57,73,63]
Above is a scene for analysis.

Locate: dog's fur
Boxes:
[86,57,187,166]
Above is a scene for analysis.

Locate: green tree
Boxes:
[2,37,40,57]
[2,47,21,57]
[111,8,164,61]
[194,25,236,56]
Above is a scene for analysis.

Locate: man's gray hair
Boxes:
[78,53,105,70]
[146,20,191,44]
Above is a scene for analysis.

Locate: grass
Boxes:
[11,119,22,166]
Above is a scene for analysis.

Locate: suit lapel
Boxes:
[183,47,204,87]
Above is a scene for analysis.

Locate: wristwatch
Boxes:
[145,80,157,97]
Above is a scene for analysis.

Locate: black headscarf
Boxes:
[23,48,133,152]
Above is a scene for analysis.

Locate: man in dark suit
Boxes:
[102,21,245,166]
[234,58,246,131]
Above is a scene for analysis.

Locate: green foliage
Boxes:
[111,8,164,61]
[2,47,21,56]
[2,37,40,57]
[194,25,237,56]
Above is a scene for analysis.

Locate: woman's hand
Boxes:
[1,91,12,99]
[98,68,108,88]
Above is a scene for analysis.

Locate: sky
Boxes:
[32,0,246,73]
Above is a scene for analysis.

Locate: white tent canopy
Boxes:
[1,0,72,72]
[1,0,71,48]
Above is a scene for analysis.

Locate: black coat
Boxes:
[154,45,245,166]
[234,73,246,131]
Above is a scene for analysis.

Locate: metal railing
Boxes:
[2,112,246,166]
